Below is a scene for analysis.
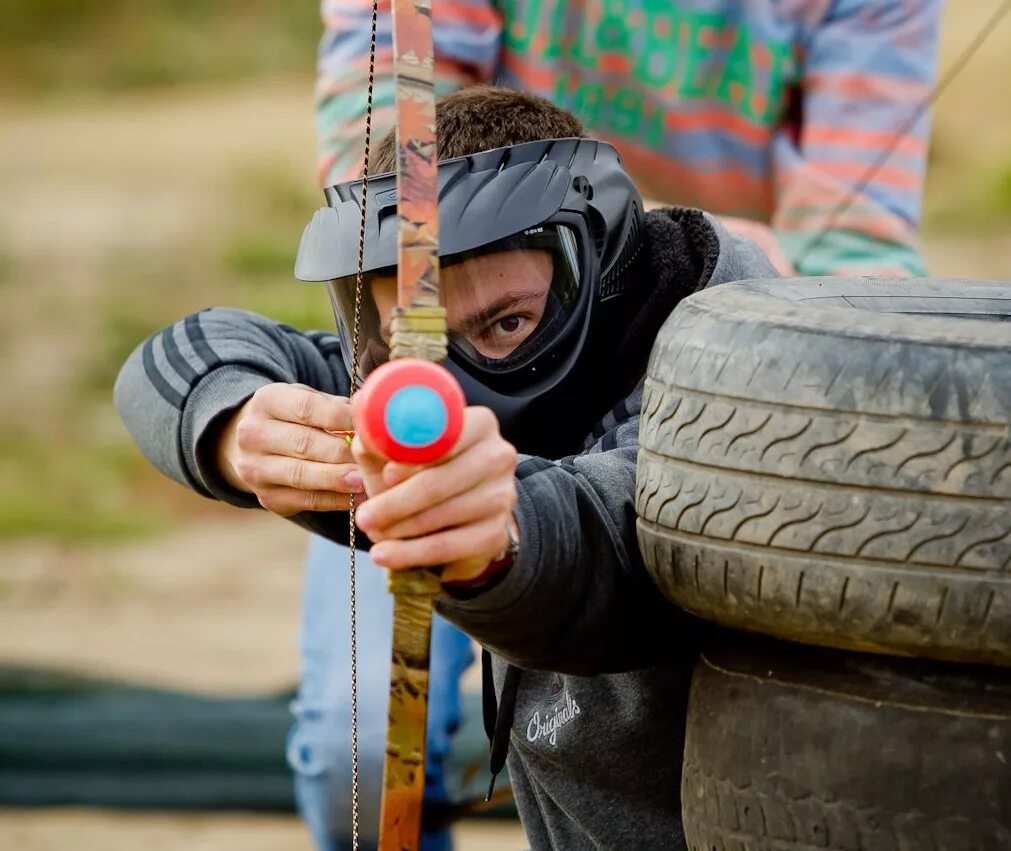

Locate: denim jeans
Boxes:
[287,535,475,851]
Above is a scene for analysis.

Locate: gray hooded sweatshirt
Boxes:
[115,210,776,850]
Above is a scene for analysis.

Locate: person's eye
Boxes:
[469,313,535,359]
[482,314,532,344]
[496,315,524,335]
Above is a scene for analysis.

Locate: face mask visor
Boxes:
[327,223,585,383]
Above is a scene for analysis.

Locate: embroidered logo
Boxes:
[526,688,581,746]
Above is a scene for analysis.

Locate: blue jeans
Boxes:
[287,535,475,851]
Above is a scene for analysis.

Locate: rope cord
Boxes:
[348,1,380,848]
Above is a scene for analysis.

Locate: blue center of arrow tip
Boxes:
[384,385,448,448]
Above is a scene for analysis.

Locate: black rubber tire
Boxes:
[636,278,1011,665]
[682,635,1011,851]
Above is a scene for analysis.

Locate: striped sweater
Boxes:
[316,0,942,277]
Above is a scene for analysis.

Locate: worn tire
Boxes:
[682,636,1011,851]
[636,278,1011,665]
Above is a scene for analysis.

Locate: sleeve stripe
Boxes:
[806,161,923,191]
[142,337,185,409]
[807,71,932,103]
[803,125,927,156]
[186,313,222,372]
[160,326,198,385]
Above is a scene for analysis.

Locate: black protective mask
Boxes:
[295,138,647,457]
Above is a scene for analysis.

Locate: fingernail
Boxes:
[355,505,373,527]
[344,470,364,492]
[370,544,388,565]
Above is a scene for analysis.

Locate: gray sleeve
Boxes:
[436,223,769,671]
[437,388,700,676]
[704,212,780,285]
[114,307,352,510]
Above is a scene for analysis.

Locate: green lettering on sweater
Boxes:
[496,0,794,144]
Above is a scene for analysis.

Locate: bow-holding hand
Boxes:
[350,401,519,584]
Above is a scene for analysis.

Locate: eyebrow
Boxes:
[380,291,545,340]
[456,291,546,336]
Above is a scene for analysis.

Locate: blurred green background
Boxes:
[1,4,1011,847]
[1,0,328,543]
[2,0,1011,547]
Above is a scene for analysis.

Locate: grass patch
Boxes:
[0,248,12,285]
[0,433,166,543]
[982,162,1011,219]
[221,162,332,330]
[925,157,1011,233]
[0,497,164,542]
[245,163,324,221]
[84,295,171,402]
[225,229,335,330]
[1,0,319,96]
[237,278,335,333]
[224,232,296,280]
[223,162,320,281]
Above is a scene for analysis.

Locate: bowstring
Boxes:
[794,0,1011,268]
[348,1,380,848]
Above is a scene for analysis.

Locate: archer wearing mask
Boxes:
[115,86,778,848]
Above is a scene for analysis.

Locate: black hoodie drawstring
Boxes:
[481,649,522,800]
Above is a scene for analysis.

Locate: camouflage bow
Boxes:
[372,0,444,847]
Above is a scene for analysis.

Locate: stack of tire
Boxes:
[636,279,1011,849]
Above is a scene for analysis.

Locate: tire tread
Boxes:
[637,280,1011,662]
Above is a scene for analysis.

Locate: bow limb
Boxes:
[378,0,443,847]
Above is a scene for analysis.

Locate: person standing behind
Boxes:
[317,0,943,277]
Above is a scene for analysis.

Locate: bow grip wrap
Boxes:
[357,359,465,464]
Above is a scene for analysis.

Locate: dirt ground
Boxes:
[1,3,1010,849]
[0,513,305,694]
[0,809,525,851]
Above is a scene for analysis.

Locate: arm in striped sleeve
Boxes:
[773,0,943,277]
[113,308,351,510]
[437,389,700,675]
